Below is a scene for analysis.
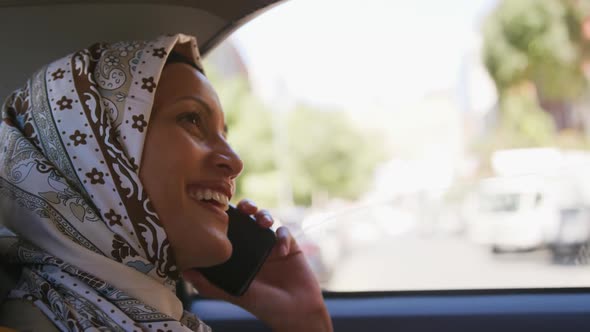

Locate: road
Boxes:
[324,232,590,291]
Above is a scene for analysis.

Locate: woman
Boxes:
[0,34,333,331]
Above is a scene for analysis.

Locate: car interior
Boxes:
[2,1,590,331]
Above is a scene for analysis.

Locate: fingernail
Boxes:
[263,214,273,224]
[277,227,288,239]
[280,244,288,256]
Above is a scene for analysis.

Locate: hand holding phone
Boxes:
[196,205,276,296]
[185,206,333,332]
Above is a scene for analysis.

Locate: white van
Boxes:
[464,176,561,252]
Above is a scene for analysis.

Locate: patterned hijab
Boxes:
[0,34,211,331]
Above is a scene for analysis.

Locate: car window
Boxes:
[203,0,590,291]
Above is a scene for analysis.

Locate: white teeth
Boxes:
[188,188,230,210]
[194,190,203,200]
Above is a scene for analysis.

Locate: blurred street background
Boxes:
[204,0,590,291]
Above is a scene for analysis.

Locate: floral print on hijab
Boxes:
[0,34,210,331]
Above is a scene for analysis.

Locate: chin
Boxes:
[209,228,233,263]
[180,237,233,270]
[211,238,233,265]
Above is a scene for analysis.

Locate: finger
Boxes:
[275,226,298,257]
[237,199,258,215]
[254,209,274,228]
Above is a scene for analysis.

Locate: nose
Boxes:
[212,139,243,179]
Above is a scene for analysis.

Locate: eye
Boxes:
[178,112,202,129]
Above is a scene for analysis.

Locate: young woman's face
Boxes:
[140,63,243,271]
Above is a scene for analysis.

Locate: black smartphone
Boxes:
[196,205,277,296]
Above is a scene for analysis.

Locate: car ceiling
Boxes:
[0,0,285,101]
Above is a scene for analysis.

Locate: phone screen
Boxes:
[196,205,277,296]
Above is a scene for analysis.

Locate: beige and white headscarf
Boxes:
[0,34,211,331]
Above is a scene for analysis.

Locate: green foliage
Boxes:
[480,0,590,155]
[483,0,587,99]
[205,65,386,208]
[473,84,555,159]
[286,106,386,206]
[496,86,556,147]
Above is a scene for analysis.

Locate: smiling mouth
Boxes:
[187,187,230,212]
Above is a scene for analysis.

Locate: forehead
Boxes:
[154,63,221,110]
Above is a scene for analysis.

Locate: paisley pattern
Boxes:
[0,34,210,331]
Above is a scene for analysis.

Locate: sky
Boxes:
[230,0,499,112]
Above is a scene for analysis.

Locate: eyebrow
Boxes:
[173,96,228,135]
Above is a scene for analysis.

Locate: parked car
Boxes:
[550,207,590,263]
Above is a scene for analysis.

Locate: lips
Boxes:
[186,182,234,223]
[187,187,230,211]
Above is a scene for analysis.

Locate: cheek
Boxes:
[143,128,208,176]
[140,127,211,214]
[166,140,211,183]
[140,129,181,210]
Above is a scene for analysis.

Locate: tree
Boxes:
[286,106,386,206]
[206,63,386,208]
[483,0,587,100]
[481,0,590,149]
